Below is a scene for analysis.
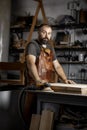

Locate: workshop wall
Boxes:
[0,0,11,62]
[11,0,87,18]
[11,0,70,18]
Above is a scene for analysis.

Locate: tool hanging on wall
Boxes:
[20,0,48,63]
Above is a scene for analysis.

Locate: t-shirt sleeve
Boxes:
[52,47,57,61]
[26,42,37,57]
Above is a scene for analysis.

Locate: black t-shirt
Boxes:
[26,39,57,61]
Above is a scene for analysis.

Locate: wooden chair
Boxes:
[0,62,25,85]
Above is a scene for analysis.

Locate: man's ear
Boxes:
[38,30,40,36]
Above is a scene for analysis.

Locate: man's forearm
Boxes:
[53,60,67,83]
[55,66,67,83]
[27,63,41,82]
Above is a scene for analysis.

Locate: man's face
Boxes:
[38,26,52,42]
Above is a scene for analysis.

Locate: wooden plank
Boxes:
[27,2,40,43]
[39,110,54,130]
[81,88,87,95]
[50,83,87,89]
[29,114,41,130]
[0,62,25,70]
[46,83,87,94]
[39,0,48,23]
[0,80,22,85]
[51,86,81,94]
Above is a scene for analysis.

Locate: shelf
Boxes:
[51,23,87,30]
[10,23,87,33]
[10,24,39,33]
[55,46,87,51]
[60,61,87,64]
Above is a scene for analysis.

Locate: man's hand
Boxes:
[36,80,54,92]
[64,79,76,84]
[36,79,48,87]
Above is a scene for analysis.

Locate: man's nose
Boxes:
[45,33,48,38]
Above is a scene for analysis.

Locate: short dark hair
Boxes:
[38,23,52,30]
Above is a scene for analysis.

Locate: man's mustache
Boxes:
[42,38,49,41]
[41,39,49,44]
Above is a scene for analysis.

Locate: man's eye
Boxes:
[42,32,46,35]
[41,30,46,33]
[48,32,51,35]
[42,31,45,33]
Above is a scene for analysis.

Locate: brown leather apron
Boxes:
[27,46,55,85]
[37,47,55,82]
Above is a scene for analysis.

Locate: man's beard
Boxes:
[39,38,49,45]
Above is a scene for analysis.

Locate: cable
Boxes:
[18,86,29,130]
[18,83,50,129]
